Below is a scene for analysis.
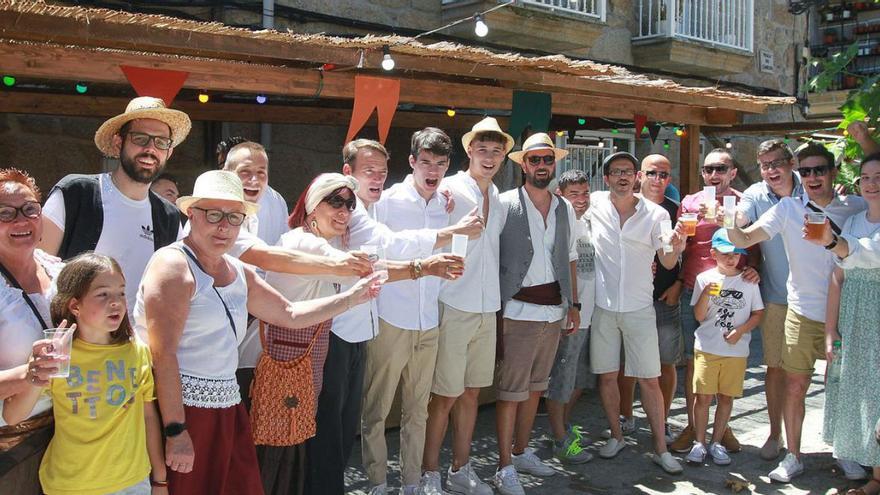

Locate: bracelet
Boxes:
[824,233,839,251]
[414,260,423,279]
[150,476,168,487]
[409,261,417,280]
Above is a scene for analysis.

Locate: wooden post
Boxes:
[680,124,702,194]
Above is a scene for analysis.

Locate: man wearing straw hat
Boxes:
[493,132,579,495]
[40,96,190,313]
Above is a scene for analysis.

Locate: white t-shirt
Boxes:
[573,215,596,329]
[43,174,183,315]
[691,270,764,358]
[256,185,290,246]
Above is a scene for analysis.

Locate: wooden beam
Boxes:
[679,124,702,194]
[0,8,772,114]
[0,40,737,126]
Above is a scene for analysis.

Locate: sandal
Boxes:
[847,477,880,495]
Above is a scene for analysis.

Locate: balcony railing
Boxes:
[520,0,605,20]
[634,0,753,52]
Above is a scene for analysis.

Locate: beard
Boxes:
[119,151,166,184]
[525,171,552,189]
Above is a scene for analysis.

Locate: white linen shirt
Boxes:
[839,211,880,269]
[502,188,578,322]
[590,191,669,313]
[438,171,503,314]
[374,176,449,330]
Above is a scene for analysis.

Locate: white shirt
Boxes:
[590,191,668,313]
[691,270,764,358]
[43,173,184,316]
[754,194,866,321]
[573,215,597,328]
[439,171,503,314]
[257,185,290,246]
[374,176,448,330]
[839,211,880,269]
[502,188,578,322]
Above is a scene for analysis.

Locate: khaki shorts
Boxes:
[590,306,661,379]
[496,318,562,402]
[693,350,747,397]
[432,304,496,397]
[761,303,788,368]
[782,309,825,375]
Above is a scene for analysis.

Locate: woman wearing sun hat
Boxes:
[134,170,382,494]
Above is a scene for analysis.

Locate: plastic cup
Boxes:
[805,212,826,240]
[681,212,698,236]
[43,327,74,378]
[723,196,737,229]
[709,279,722,297]
[451,234,468,257]
[703,186,716,219]
[362,245,388,282]
[660,220,673,253]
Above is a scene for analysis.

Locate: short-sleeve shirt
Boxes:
[691,270,764,357]
[679,188,748,288]
[653,196,680,300]
[573,215,596,327]
[40,339,154,495]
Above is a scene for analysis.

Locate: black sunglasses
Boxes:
[702,165,729,175]
[323,194,356,211]
[0,201,41,223]
[526,155,556,165]
[126,131,173,151]
[644,170,670,179]
[798,165,830,177]
[191,207,246,226]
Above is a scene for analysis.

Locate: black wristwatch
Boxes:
[571,302,582,311]
[824,233,839,251]
[164,422,187,438]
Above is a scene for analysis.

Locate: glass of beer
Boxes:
[681,213,699,237]
[805,212,827,241]
[709,279,722,297]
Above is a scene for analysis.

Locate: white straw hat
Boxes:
[508,133,569,165]
[94,97,192,157]
[461,117,515,154]
[176,170,259,217]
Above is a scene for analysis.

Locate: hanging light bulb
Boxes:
[74,82,88,94]
[597,141,604,148]
[446,108,456,117]
[577,118,586,125]
[724,138,733,149]
[783,135,791,144]
[611,128,619,134]
[663,139,670,150]
[381,45,395,71]
[474,14,489,37]
[674,127,684,137]
[198,92,209,103]
[556,130,565,137]
[256,94,267,104]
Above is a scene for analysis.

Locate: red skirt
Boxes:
[169,403,264,495]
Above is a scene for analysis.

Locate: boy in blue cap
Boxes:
[687,229,764,466]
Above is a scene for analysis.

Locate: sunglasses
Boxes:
[643,170,670,179]
[0,201,41,223]
[526,155,556,166]
[798,165,830,177]
[126,131,173,151]
[758,158,790,171]
[191,207,246,226]
[323,194,356,211]
[702,165,729,175]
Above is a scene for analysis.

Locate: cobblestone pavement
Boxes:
[345,332,862,494]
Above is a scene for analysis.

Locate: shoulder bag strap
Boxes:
[805,202,842,235]
[179,246,237,336]
[0,262,50,330]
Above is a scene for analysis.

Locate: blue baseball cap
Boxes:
[711,228,747,255]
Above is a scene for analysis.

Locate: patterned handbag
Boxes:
[249,320,327,446]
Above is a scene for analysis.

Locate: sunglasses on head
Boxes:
[0,201,41,223]
[191,207,246,226]
[526,155,556,165]
[323,194,356,211]
[702,165,729,175]
[126,131,173,151]
[798,165,830,177]
[643,170,670,179]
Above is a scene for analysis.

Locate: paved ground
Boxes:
[345,331,862,494]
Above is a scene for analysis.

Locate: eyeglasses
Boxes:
[126,132,173,151]
[608,168,636,177]
[758,158,790,171]
[798,165,830,177]
[526,155,556,166]
[702,165,730,175]
[0,201,41,223]
[191,207,246,226]
[323,194,356,211]
[643,170,670,179]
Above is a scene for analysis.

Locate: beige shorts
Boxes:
[761,303,788,368]
[432,304,497,397]
[693,350,748,397]
[782,309,826,375]
[590,306,661,379]
[496,318,562,402]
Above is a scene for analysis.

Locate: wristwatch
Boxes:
[164,422,187,438]
[824,233,839,251]
[571,302,582,311]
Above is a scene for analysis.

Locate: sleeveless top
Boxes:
[135,241,248,408]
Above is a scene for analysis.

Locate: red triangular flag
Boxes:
[346,76,400,144]
[633,114,648,138]
[120,65,189,106]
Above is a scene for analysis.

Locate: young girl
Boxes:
[2,253,165,495]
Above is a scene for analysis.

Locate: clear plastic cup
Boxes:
[723,196,737,229]
[660,220,673,253]
[703,186,716,219]
[43,327,74,378]
[805,212,827,240]
[451,234,468,257]
[681,212,698,236]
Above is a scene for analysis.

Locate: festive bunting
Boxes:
[633,114,648,138]
[509,91,551,142]
[346,75,400,144]
[647,122,662,144]
[120,65,189,106]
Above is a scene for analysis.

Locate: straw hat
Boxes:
[508,133,569,165]
[176,170,259,217]
[461,117,515,154]
[94,97,192,157]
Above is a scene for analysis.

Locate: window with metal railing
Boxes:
[634,0,754,52]
[520,0,606,20]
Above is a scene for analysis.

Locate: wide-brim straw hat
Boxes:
[94,96,192,157]
[461,117,515,154]
[508,133,569,165]
[176,170,260,217]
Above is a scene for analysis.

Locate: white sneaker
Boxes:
[769,453,804,483]
[709,442,731,466]
[686,442,706,465]
[492,465,525,495]
[369,483,387,495]
[838,458,869,481]
[601,416,636,439]
[511,447,555,476]
[418,471,444,495]
[446,462,492,495]
[599,437,627,459]
[652,451,684,474]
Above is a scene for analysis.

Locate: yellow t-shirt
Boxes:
[39,338,155,495]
